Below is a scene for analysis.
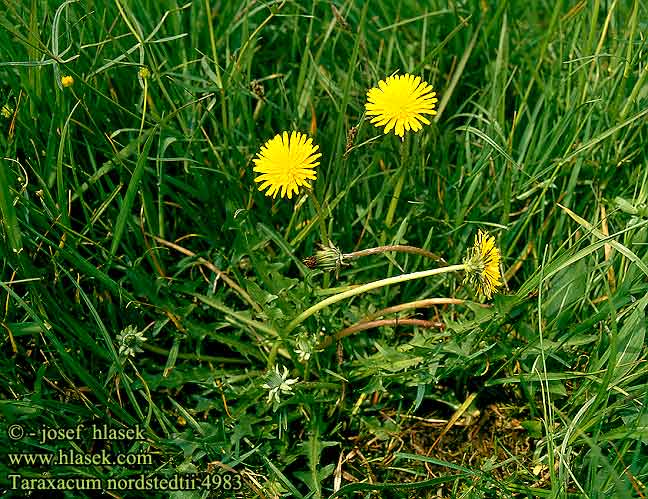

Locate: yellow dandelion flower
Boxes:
[463,230,503,299]
[253,131,321,199]
[61,75,74,88]
[365,73,438,138]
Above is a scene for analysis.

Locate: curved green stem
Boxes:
[284,263,465,335]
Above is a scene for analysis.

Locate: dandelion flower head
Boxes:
[365,73,438,138]
[463,230,502,299]
[253,131,321,199]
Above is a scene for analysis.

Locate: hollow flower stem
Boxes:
[318,318,444,349]
[362,297,479,322]
[344,244,446,263]
[284,263,465,335]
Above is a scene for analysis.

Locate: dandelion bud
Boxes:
[61,75,74,88]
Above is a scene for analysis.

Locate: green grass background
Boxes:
[1,0,647,497]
